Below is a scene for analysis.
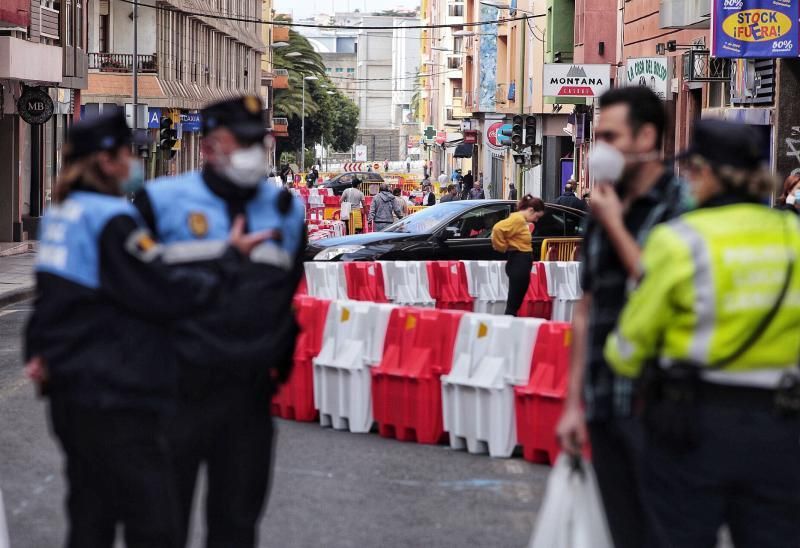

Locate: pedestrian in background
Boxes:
[508,182,518,201]
[468,181,485,200]
[370,183,404,231]
[778,173,800,216]
[25,111,267,548]
[462,170,474,193]
[421,182,436,206]
[582,191,592,208]
[406,156,411,173]
[384,159,389,172]
[134,96,306,548]
[437,170,448,192]
[555,181,587,211]
[605,119,800,548]
[556,86,688,548]
[440,184,459,203]
[491,194,544,316]
[342,180,365,234]
[392,187,409,218]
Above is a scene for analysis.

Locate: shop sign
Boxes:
[543,64,611,98]
[180,111,201,132]
[711,0,799,58]
[147,108,162,128]
[625,57,669,100]
[486,121,504,149]
[17,87,54,125]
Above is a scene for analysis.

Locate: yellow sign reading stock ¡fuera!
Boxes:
[722,9,792,41]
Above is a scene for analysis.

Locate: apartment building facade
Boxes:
[0,0,87,242]
[83,0,264,177]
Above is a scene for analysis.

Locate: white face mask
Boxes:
[587,141,626,183]
[220,144,267,188]
[787,190,800,205]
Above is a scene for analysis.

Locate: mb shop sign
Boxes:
[17,87,55,125]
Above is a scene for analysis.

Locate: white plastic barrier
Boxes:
[308,188,325,207]
[304,262,348,300]
[543,262,582,322]
[313,300,396,433]
[441,314,547,458]
[462,260,509,315]
[378,261,436,308]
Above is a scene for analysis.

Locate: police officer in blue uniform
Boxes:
[24,111,268,548]
[133,96,306,548]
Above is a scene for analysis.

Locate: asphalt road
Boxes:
[0,300,549,548]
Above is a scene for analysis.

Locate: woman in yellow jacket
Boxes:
[492,194,545,315]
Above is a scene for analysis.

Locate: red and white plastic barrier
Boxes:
[276,293,575,462]
[303,260,581,320]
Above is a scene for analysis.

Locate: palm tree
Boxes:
[273,29,326,119]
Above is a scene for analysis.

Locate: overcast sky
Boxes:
[274,0,419,19]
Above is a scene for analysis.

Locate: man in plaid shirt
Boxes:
[557,87,687,548]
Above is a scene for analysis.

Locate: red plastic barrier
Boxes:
[519,262,553,319]
[425,261,474,311]
[272,296,331,422]
[514,322,572,464]
[371,307,465,444]
[343,262,388,303]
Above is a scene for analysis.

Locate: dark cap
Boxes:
[680,119,765,170]
[64,110,144,161]
[201,95,267,141]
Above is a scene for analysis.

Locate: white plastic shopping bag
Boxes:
[528,454,614,548]
[340,201,352,221]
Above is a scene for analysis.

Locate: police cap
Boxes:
[680,119,765,170]
[201,95,267,142]
[64,110,144,161]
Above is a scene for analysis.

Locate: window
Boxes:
[98,14,109,52]
[335,67,344,73]
[346,68,355,73]
[565,211,586,237]
[325,67,332,73]
[446,205,511,239]
[448,3,464,17]
[532,210,566,238]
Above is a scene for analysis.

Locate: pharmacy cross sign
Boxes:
[423,125,437,142]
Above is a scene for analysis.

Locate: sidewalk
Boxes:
[0,250,36,308]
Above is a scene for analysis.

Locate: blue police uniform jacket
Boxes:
[138,171,306,378]
[26,189,222,410]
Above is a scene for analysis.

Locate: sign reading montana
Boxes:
[542,64,612,98]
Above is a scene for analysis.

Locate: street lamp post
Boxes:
[301,74,318,173]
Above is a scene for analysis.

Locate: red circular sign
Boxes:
[487,121,504,148]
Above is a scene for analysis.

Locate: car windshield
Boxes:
[383,203,468,234]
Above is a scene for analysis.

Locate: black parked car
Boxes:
[306,200,586,262]
[323,172,385,195]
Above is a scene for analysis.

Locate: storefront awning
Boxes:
[453,143,475,158]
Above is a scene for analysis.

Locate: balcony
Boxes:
[452,96,466,118]
[463,90,476,111]
[273,68,289,89]
[447,56,462,70]
[273,117,289,137]
[273,26,290,43]
[89,53,157,73]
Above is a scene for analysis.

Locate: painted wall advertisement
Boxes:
[711,0,799,58]
[542,64,611,98]
[625,57,669,100]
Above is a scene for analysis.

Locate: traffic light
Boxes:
[159,116,177,150]
[530,144,543,167]
[511,115,523,151]
[498,123,513,147]
[525,116,536,148]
